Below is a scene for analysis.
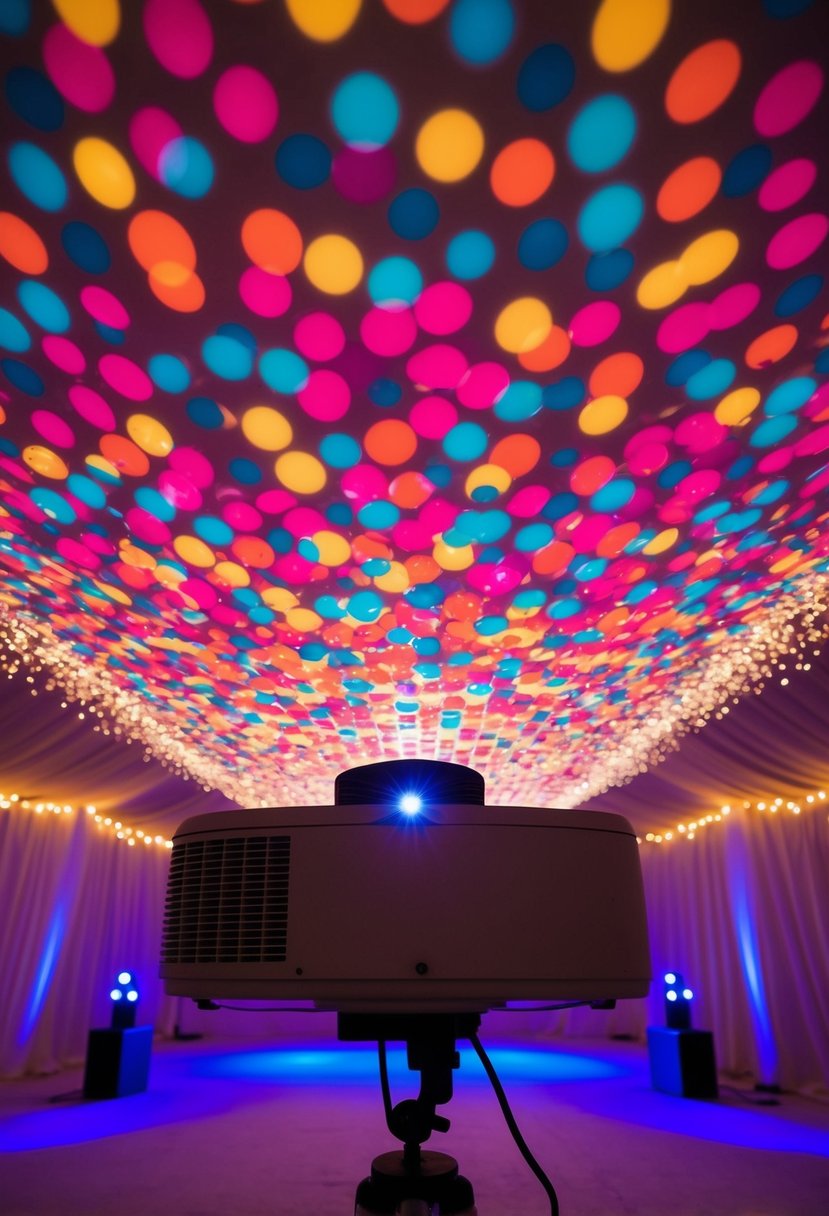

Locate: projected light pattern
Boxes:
[1,0,829,808]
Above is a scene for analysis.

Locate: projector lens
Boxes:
[399,793,422,815]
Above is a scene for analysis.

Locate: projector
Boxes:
[160,760,650,1012]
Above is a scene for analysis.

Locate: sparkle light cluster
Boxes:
[0,787,172,848]
[640,782,827,845]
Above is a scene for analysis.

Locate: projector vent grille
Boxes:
[162,836,290,964]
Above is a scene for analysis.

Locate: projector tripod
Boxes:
[340,1013,479,1216]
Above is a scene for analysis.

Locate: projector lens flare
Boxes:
[399,793,422,815]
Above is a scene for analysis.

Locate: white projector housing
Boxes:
[161,761,650,1012]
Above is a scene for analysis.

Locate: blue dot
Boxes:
[193,516,232,545]
[229,458,261,484]
[320,433,361,468]
[494,380,543,421]
[0,308,30,352]
[388,188,439,240]
[186,396,223,428]
[577,184,644,253]
[517,43,575,111]
[8,141,67,211]
[666,350,711,387]
[658,461,692,490]
[585,248,635,291]
[550,448,578,467]
[158,136,214,198]
[722,145,772,197]
[443,422,488,462]
[368,256,423,306]
[17,280,70,333]
[775,274,823,317]
[5,67,64,131]
[450,0,515,65]
[814,348,829,374]
[30,487,75,524]
[217,322,257,353]
[259,348,309,394]
[0,0,30,35]
[348,589,384,622]
[275,133,331,189]
[751,479,790,504]
[202,334,254,380]
[573,558,608,582]
[590,479,635,512]
[425,463,451,488]
[567,95,636,173]
[148,353,190,393]
[749,415,798,448]
[357,500,399,529]
[315,594,347,619]
[1,357,43,395]
[517,218,568,270]
[61,221,110,274]
[548,597,581,620]
[445,230,495,280]
[95,322,124,346]
[67,474,106,509]
[685,358,736,400]
[331,72,399,148]
[515,522,553,551]
[368,378,401,407]
[764,376,816,415]
[543,376,584,410]
[135,486,176,521]
[763,0,814,17]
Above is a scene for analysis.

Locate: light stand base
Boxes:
[355,1150,476,1215]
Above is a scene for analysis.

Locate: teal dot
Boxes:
[148,353,190,393]
[573,558,608,582]
[297,537,319,562]
[749,415,798,447]
[66,474,105,509]
[577,184,644,253]
[17,280,70,332]
[315,595,347,619]
[751,479,789,504]
[357,500,399,529]
[320,432,361,468]
[30,486,75,523]
[445,230,495,280]
[685,358,736,400]
[450,0,515,65]
[331,72,399,149]
[548,597,581,619]
[158,136,214,198]
[259,348,309,393]
[135,486,176,521]
[514,522,553,551]
[8,141,67,211]
[567,95,636,173]
[475,614,509,635]
[443,422,488,461]
[512,589,546,610]
[202,334,254,380]
[0,0,30,35]
[590,479,635,511]
[494,380,542,421]
[0,308,30,352]
[764,376,817,415]
[362,557,390,576]
[368,256,423,306]
[348,589,384,622]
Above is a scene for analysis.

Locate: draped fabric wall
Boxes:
[2,803,827,1088]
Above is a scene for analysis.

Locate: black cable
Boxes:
[469,1030,559,1216]
[206,1002,324,1012]
[377,1040,395,1131]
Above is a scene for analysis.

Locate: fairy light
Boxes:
[639,779,829,845]
[0,789,173,850]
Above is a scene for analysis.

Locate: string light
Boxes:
[0,789,173,850]
[639,785,827,845]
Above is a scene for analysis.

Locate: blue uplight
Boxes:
[399,793,422,815]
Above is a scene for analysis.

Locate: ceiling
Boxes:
[1,0,828,815]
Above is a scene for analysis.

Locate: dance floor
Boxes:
[2,1035,828,1214]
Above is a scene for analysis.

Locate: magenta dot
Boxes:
[707,282,761,331]
[80,285,130,329]
[794,424,829,458]
[31,409,75,448]
[754,60,823,137]
[222,501,262,531]
[297,369,351,421]
[158,470,202,510]
[409,395,458,439]
[627,440,669,476]
[804,384,829,420]
[126,507,171,545]
[180,576,217,610]
[406,344,468,391]
[143,0,214,79]
[283,507,327,537]
[676,469,721,501]
[467,556,526,595]
[758,159,817,212]
[674,412,728,453]
[656,302,710,354]
[455,361,510,411]
[167,446,213,487]
[293,312,345,362]
[81,531,116,557]
[42,23,115,113]
[68,385,115,430]
[421,497,458,534]
[624,426,673,457]
[98,354,153,401]
[55,536,99,569]
[766,213,829,270]
[214,66,278,143]
[569,515,611,552]
[506,485,550,516]
[414,282,473,336]
[393,520,434,552]
[360,306,417,357]
[239,266,292,318]
[341,464,389,505]
[568,300,620,347]
[273,553,316,585]
[332,147,396,203]
[129,107,183,180]
[255,490,296,515]
[42,335,85,374]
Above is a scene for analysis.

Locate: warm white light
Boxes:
[399,793,422,815]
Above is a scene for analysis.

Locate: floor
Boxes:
[1,1035,828,1215]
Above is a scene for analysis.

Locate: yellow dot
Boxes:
[679,229,739,286]
[494,297,553,354]
[465,464,512,499]
[173,535,215,568]
[155,561,186,587]
[284,0,362,41]
[120,542,156,570]
[433,538,475,571]
[415,109,484,183]
[85,454,120,482]
[52,0,121,45]
[312,530,351,567]
[94,580,131,605]
[261,587,299,611]
[73,138,135,209]
[212,561,250,588]
[374,561,409,593]
[303,234,363,295]
[578,394,629,435]
[275,451,327,494]
[636,260,686,310]
[126,415,173,457]
[642,528,679,555]
[591,0,671,72]
[286,607,322,631]
[23,445,68,479]
[715,387,761,426]
[241,405,293,451]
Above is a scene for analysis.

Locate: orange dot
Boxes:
[0,212,48,274]
[596,522,640,558]
[148,266,206,313]
[99,434,151,477]
[570,455,616,496]
[518,325,571,373]
[232,536,276,568]
[364,419,417,465]
[445,590,481,620]
[490,139,555,207]
[589,352,644,398]
[745,324,798,369]
[597,606,630,635]
[665,40,741,124]
[405,554,441,583]
[128,210,196,272]
[657,157,721,222]
[532,540,573,576]
[382,0,449,20]
[242,209,303,275]
[490,433,541,477]
[389,471,433,509]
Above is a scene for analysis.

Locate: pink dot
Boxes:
[31,409,75,448]
[42,335,85,374]
[332,147,396,203]
[568,300,620,347]
[80,286,130,329]
[158,470,202,510]
[421,498,458,535]
[707,282,761,331]
[81,532,115,558]
[297,368,351,420]
[758,159,817,212]
[794,424,829,458]
[214,66,278,143]
[627,440,669,476]
[407,344,468,390]
[42,24,115,113]
[283,507,327,537]
[167,447,213,487]
[754,61,823,137]
[506,485,551,516]
[98,354,153,401]
[293,312,345,362]
[393,520,434,552]
[127,507,172,545]
[467,555,526,595]
[569,515,611,553]
[456,362,510,411]
[360,306,417,357]
[223,501,262,530]
[766,213,829,269]
[409,395,458,439]
[180,577,217,610]
[129,107,183,180]
[414,282,473,336]
[239,266,292,318]
[55,537,100,570]
[273,553,316,585]
[674,412,728,453]
[676,469,721,501]
[624,426,673,457]
[143,0,214,79]
[68,384,115,430]
[256,489,297,514]
[341,464,389,505]
[656,302,710,354]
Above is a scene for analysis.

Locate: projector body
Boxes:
[161,787,650,1012]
